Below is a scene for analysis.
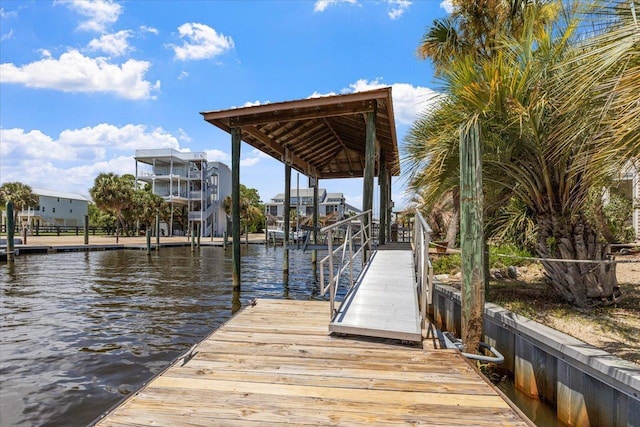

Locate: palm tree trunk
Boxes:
[445,187,460,248]
[536,213,619,307]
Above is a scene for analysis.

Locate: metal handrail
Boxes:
[413,210,433,329]
[319,210,372,315]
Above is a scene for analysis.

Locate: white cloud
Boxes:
[240,156,261,167]
[308,90,338,98]
[0,49,160,100]
[178,71,189,80]
[314,0,358,13]
[440,0,454,14]
[387,0,411,19]
[0,156,137,198]
[177,128,192,143]
[0,7,18,19]
[0,124,191,197]
[346,79,441,125]
[55,0,122,32]
[88,30,133,56]
[206,149,230,162]
[171,23,234,61]
[1,124,180,164]
[314,0,409,18]
[243,100,262,107]
[140,25,159,35]
[57,124,180,151]
[1,29,13,42]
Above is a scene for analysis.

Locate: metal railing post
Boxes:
[327,229,334,315]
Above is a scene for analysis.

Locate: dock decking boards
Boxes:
[330,249,422,342]
[95,299,530,426]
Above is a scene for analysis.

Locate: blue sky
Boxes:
[0,0,449,210]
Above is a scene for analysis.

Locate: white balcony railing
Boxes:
[188,204,215,221]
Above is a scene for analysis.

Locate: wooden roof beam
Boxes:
[242,126,319,177]
[323,118,355,172]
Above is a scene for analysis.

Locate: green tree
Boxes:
[89,173,134,234]
[0,182,39,227]
[223,184,265,234]
[130,186,170,231]
[88,203,117,233]
[406,1,639,307]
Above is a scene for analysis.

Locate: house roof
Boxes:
[268,188,327,201]
[201,88,399,179]
[135,149,207,165]
[325,193,344,200]
[33,188,90,202]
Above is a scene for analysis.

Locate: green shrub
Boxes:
[603,193,635,243]
[489,244,535,269]
[432,253,462,275]
[431,244,536,275]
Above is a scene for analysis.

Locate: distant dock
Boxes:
[1,234,266,256]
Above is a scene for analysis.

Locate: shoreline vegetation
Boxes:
[434,251,640,366]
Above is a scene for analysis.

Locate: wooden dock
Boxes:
[330,248,422,342]
[94,299,531,426]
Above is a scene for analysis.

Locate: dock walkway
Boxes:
[330,247,422,342]
[94,299,530,426]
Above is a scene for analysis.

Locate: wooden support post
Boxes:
[197,223,201,247]
[191,223,195,252]
[155,214,160,251]
[312,182,319,267]
[6,202,15,262]
[231,127,242,290]
[363,105,377,260]
[459,120,486,354]
[84,215,89,245]
[386,170,392,241]
[264,212,268,246]
[379,151,387,245]
[146,229,151,254]
[283,164,292,280]
[22,224,27,245]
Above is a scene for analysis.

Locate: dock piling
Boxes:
[6,202,15,262]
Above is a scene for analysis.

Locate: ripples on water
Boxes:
[0,246,351,426]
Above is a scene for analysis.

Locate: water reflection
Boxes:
[0,246,342,427]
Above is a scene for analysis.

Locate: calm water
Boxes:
[0,246,342,426]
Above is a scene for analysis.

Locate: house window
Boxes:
[70,199,72,203]
[70,209,73,213]
[42,207,45,212]
[57,198,60,202]
[53,208,56,213]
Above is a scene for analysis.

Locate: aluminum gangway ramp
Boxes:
[329,248,422,342]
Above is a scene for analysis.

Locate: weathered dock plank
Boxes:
[94,299,531,426]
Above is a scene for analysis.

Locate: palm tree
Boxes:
[223,184,265,235]
[131,187,169,232]
[406,1,639,307]
[0,182,39,229]
[89,173,134,234]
